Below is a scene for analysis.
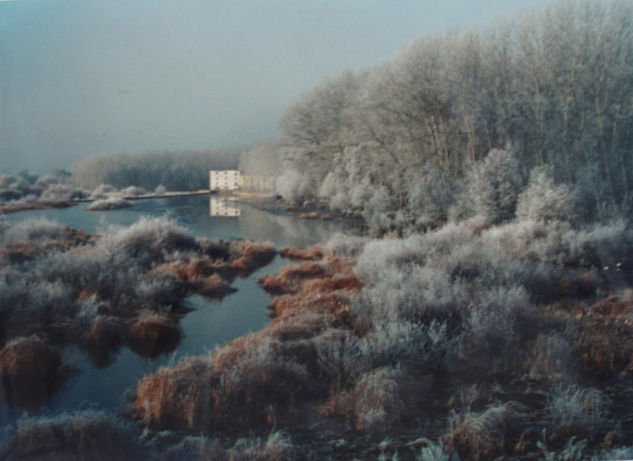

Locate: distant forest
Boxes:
[72,1,633,231]
[72,149,242,191]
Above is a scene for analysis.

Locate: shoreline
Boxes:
[0,190,215,215]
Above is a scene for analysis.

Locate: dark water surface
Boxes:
[3,195,353,422]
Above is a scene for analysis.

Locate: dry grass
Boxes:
[527,333,575,383]
[0,410,142,460]
[258,262,329,294]
[134,357,214,431]
[134,333,312,432]
[279,245,323,261]
[443,403,524,460]
[195,273,237,299]
[573,291,633,378]
[269,292,352,325]
[0,336,66,409]
[83,316,126,367]
[128,312,181,358]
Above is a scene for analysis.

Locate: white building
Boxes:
[209,170,241,191]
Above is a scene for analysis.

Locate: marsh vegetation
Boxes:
[2,1,633,459]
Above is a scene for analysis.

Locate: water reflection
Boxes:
[210,196,240,217]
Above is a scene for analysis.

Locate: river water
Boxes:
[3,195,354,423]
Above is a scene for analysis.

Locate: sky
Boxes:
[0,0,550,173]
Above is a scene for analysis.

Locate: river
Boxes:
[2,195,355,424]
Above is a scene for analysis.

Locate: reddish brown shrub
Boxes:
[135,333,311,432]
[235,241,277,267]
[443,403,524,461]
[301,274,361,294]
[134,357,214,431]
[210,336,311,428]
[258,262,328,294]
[573,291,633,377]
[558,271,603,299]
[318,390,353,419]
[83,316,126,367]
[0,336,66,409]
[86,316,125,348]
[269,292,352,325]
[153,258,216,283]
[526,334,575,382]
[0,243,38,264]
[195,273,236,299]
[279,246,323,261]
[128,313,181,358]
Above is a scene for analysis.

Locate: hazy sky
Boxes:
[0,0,549,172]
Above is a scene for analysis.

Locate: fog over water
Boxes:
[1,0,548,172]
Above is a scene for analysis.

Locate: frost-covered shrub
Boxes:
[156,431,296,461]
[323,233,369,258]
[465,285,532,352]
[548,385,608,432]
[416,439,452,461]
[352,366,404,431]
[34,174,62,188]
[229,431,296,460]
[275,169,314,204]
[88,197,133,211]
[360,320,449,366]
[314,329,368,386]
[0,410,143,459]
[455,149,524,224]
[90,183,119,199]
[516,166,579,224]
[406,167,455,228]
[528,334,575,382]
[0,217,68,244]
[39,183,86,201]
[597,446,633,460]
[122,186,146,197]
[100,217,198,267]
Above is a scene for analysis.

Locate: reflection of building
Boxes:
[210,170,241,191]
[210,196,241,217]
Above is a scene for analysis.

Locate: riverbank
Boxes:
[0,190,214,215]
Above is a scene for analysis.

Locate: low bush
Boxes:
[0,336,67,409]
[0,410,144,460]
[444,403,524,460]
[88,197,133,211]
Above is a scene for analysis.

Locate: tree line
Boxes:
[274,0,633,227]
[72,149,242,191]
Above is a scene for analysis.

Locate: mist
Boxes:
[0,0,548,173]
